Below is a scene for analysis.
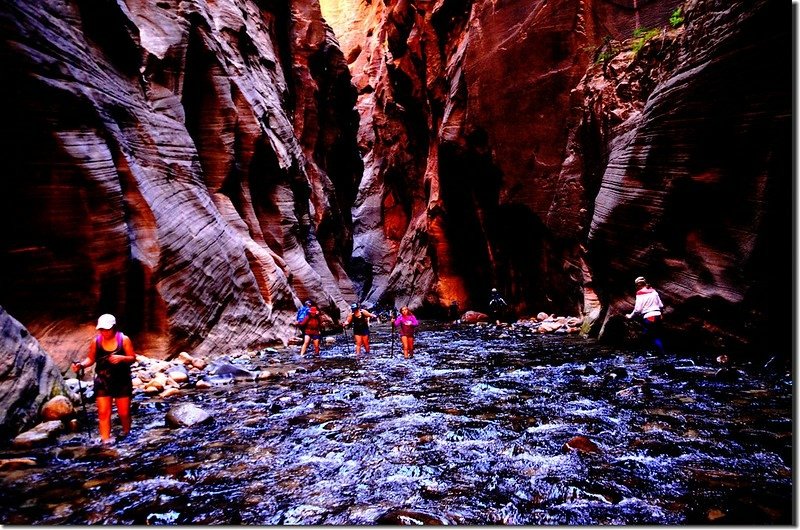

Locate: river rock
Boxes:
[714,367,741,382]
[563,435,601,454]
[160,388,182,398]
[191,358,208,371]
[40,395,74,421]
[0,457,38,471]
[207,361,258,381]
[12,420,65,448]
[376,509,454,525]
[165,404,213,428]
[167,367,189,384]
[461,311,489,324]
[178,352,194,364]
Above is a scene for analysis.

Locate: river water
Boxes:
[0,322,792,524]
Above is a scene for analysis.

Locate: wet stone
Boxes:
[0,457,38,470]
[165,403,213,428]
[563,435,601,454]
[376,509,454,525]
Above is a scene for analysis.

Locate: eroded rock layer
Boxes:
[0,0,361,364]
[323,0,789,351]
[0,0,790,367]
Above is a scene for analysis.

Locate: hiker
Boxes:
[449,300,460,321]
[626,276,665,354]
[488,288,508,325]
[298,303,323,356]
[394,306,419,358]
[343,303,377,355]
[70,314,136,444]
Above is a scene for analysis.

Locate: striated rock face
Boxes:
[0,0,362,362]
[581,0,790,351]
[0,0,789,362]
[0,307,66,442]
[320,0,678,313]
[323,0,789,352]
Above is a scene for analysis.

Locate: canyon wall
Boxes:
[0,0,362,365]
[0,0,790,374]
[322,0,790,352]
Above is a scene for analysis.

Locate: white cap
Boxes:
[96,314,116,330]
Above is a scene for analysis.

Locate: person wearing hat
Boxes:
[626,276,665,354]
[298,303,323,356]
[71,314,137,444]
[342,303,377,355]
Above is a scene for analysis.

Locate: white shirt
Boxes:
[628,287,664,319]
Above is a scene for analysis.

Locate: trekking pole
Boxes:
[390,315,395,357]
[343,324,352,356]
[73,362,90,437]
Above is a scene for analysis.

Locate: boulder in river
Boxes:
[40,395,74,421]
[207,361,258,381]
[165,403,213,428]
[12,420,65,448]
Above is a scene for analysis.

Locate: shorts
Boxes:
[94,371,133,398]
[307,334,321,341]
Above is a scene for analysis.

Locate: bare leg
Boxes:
[300,335,311,356]
[354,335,362,355]
[116,396,132,436]
[362,335,370,354]
[408,336,415,357]
[96,396,112,442]
[313,338,320,355]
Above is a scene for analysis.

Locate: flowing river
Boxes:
[0,322,792,524]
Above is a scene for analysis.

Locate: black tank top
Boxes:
[352,312,369,335]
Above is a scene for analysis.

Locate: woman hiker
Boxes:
[394,306,419,359]
[71,314,136,444]
[342,303,377,355]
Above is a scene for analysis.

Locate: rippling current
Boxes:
[0,322,792,524]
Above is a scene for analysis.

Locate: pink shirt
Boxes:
[394,314,418,337]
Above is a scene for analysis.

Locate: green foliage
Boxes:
[594,50,617,64]
[593,35,619,64]
[670,6,685,27]
[630,27,660,54]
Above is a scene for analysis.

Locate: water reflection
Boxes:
[0,322,791,524]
